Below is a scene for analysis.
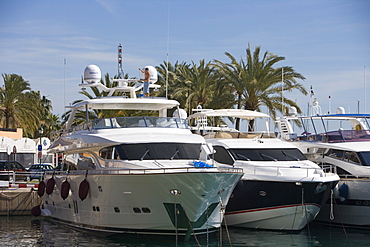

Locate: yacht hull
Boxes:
[225,180,336,230]
[41,171,242,236]
[315,178,370,227]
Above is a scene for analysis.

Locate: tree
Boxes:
[213,44,307,130]
[0,74,47,137]
[157,60,222,115]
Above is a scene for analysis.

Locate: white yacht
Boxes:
[33,65,243,240]
[188,109,339,230]
[279,109,370,227]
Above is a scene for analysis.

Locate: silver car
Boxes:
[28,164,54,180]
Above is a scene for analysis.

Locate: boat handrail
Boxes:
[202,131,276,139]
[241,164,336,178]
[45,166,243,176]
[51,116,189,141]
[298,129,370,143]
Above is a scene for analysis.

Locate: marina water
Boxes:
[1,216,370,246]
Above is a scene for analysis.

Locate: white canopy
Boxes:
[188,109,270,120]
[65,97,180,130]
[69,97,179,111]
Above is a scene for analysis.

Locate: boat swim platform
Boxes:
[0,182,41,216]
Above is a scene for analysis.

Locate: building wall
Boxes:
[0,128,23,139]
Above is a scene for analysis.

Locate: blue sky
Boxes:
[0,0,369,117]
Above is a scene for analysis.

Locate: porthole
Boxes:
[259,191,267,197]
[133,207,141,213]
[142,207,151,213]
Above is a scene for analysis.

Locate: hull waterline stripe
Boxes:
[225,203,321,215]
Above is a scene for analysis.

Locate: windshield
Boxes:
[99,143,201,161]
[358,151,370,166]
[229,148,307,161]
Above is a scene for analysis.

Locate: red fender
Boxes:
[31,205,41,216]
[46,177,55,195]
[37,181,46,197]
[61,180,70,200]
[79,179,89,201]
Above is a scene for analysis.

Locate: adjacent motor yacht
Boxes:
[188,109,339,230]
[279,108,370,227]
[33,65,243,239]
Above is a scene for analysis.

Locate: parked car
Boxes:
[0,161,30,182]
[28,164,54,180]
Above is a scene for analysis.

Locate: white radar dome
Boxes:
[336,106,345,114]
[288,106,297,116]
[140,65,158,83]
[84,65,101,84]
[173,108,187,119]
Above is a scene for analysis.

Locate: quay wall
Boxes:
[0,188,41,215]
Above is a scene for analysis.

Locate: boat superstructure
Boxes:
[279,111,370,227]
[188,109,339,230]
[35,65,243,239]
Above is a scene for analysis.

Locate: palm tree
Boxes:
[0,74,45,136]
[213,44,307,130]
[155,61,181,100]
[159,60,221,115]
[40,113,62,138]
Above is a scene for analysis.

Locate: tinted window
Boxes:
[213,146,234,165]
[327,149,345,160]
[99,143,201,160]
[327,149,364,166]
[357,152,370,166]
[229,148,307,161]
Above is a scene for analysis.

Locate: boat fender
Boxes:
[46,177,55,195]
[79,179,89,201]
[37,181,46,197]
[31,205,41,216]
[339,183,349,202]
[61,179,70,200]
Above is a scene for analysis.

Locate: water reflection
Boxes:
[0,216,368,247]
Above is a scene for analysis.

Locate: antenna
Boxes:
[165,0,171,99]
[281,67,284,115]
[117,43,124,79]
[364,66,366,113]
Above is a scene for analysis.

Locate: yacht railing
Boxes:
[203,131,276,139]
[243,165,336,178]
[51,116,189,141]
[298,130,370,143]
[45,166,243,176]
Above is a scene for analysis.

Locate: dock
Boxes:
[0,182,41,216]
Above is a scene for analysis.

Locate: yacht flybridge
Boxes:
[33,64,243,240]
[188,109,339,231]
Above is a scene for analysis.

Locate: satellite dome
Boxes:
[336,106,345,114]
[288,106,297,116]
[140,65,158,83]
[84,65,101,84]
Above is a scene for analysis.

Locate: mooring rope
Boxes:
[329,189,334,220]
[0,190,25,200]
[220,196,232,247]
[186,215,201,246]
